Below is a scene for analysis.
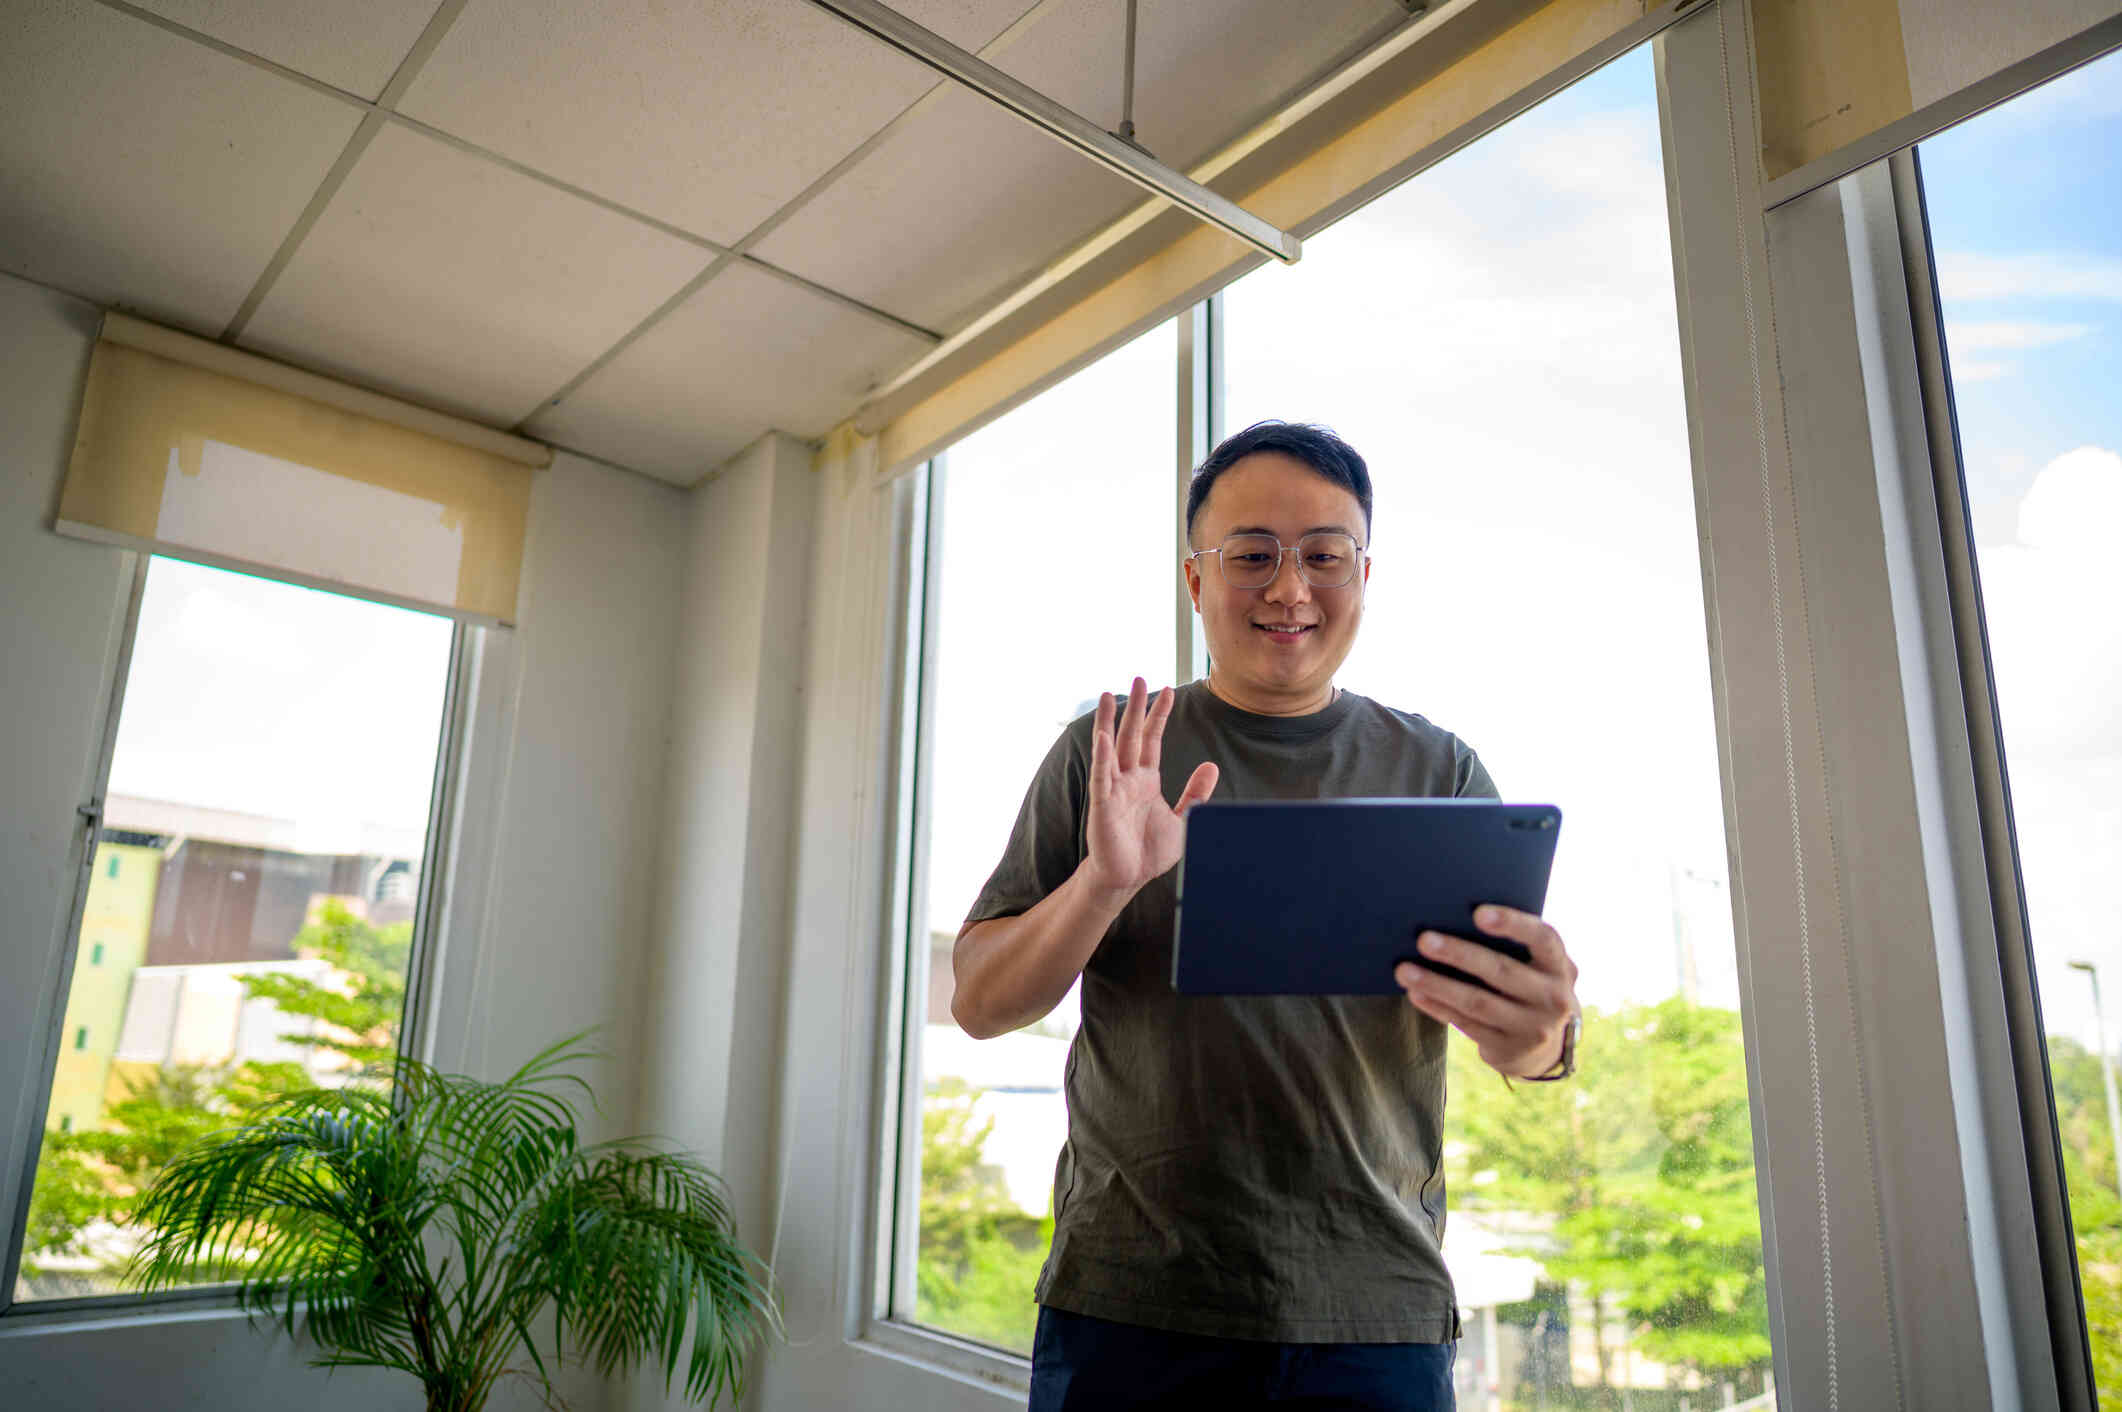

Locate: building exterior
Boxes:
[44,841,161,1134]
[43,795,423,1135]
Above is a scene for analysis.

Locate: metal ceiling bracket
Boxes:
[799,0,1301,263]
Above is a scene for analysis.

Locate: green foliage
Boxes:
[1448,997,1771,1386]
[2042,1035,2122,1400]
[128,1036,777,1412]
[914,1080,1047,1355]
[240,899,410,1073]
[21,1136,103,1273]
[20,904,409,1287]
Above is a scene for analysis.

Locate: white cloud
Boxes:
[1934,251,2122,301]
[1946,320,2091,351]
[1979,446,2122,760]
[1952,358,2010,382]
[2016,445,2122,552]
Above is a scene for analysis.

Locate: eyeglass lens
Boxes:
[1218,533,1361,589]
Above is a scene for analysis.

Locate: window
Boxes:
[1917,50,2122,1397]
[885,45,1775,1406]
[11,556,458,1303]
[892,320,1179,1354]
[1216,49,1770,1406]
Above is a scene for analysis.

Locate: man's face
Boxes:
[1184,452,1370,714]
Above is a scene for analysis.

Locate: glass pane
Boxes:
[908,322,1179,1353]
[1220,48,1773,1407]
[16,557,454,1301]
[1918,50,2122,1398]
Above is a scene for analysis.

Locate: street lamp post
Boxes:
[2068,959,2122,1200]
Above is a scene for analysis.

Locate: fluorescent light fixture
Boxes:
[799,0,1302,264]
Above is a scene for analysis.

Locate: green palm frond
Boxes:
[125,1034,776,1411]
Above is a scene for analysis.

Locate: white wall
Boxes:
[621,432,815,1412]
[0,271,690,1411]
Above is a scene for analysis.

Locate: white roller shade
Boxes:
[58,315,546,626]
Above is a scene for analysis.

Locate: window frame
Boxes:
[838,11,2102,1409]
[0,552,476,1319]
[1656,3,2095,1403]
[868,305,1221,1372]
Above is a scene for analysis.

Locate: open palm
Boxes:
[1085,679,1219,895]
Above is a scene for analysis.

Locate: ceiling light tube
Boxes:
[800,0,1301,264]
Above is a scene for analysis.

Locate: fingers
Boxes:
[1173,761,1219,817]
[1139,678,1176,773]
[1472,905,1577,984]
[1115,677,1150,772]
[1090,692,1116,802]
[1410,929,1569,1013]
[1395,958,1534,1033]
[1395,962,1514,1049]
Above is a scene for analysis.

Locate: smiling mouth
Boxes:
[1254,622,1317,637]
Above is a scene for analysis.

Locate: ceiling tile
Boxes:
[522,262,932,484]
[749,84,1140,337]
[241,122,710,428]
[398,0,1033,246]
[0,0,363,336]
[751,0,1407,333]
[124,0,443,100]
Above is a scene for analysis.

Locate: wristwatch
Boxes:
[1519,1008,1580,1083]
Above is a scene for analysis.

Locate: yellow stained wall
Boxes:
[47,841,161,1132]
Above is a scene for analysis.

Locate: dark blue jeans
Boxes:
[1028,1305,1457,1411]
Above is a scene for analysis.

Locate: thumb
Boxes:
[1172,761,1219,817]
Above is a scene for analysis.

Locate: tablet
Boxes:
[1171,799,1562,996]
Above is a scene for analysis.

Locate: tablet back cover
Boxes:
[1172,799,1561,996]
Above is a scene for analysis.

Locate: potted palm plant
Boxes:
[128,1037,777,1412]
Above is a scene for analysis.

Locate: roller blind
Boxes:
[854,0,1670,484]
[848,0,2120,486]
[58,315,546,626]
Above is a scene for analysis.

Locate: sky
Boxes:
[106,557,455,858]
[1917,48,2122,1059]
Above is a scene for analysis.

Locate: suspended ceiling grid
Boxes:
[1,0,1411,484]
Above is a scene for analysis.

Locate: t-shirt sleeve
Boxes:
[961,723,1089,929]
[1453,740,1500,800]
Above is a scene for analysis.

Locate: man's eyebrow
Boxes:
[1224,523,1359,538]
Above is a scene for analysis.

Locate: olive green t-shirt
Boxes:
[964,681,1499,1344]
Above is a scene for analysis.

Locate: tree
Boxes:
[18,902,413,1289]
[2042,1035,2122,1400]
[240,898,411,1074]
[914,1080,1049,1354]
[1447,996,1772,1395]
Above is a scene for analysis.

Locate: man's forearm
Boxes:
[951,865,1135,1039]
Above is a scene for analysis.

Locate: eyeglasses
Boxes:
[1188,532,1366,590]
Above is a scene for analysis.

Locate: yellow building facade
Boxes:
[46,841,161,1132]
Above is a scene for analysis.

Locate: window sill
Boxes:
[0,1286,246,1335]
[854,1317,1032,1402]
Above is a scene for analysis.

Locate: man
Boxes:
[952,421,1582,1410]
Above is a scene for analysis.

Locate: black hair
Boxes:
[1184,420,1373,545]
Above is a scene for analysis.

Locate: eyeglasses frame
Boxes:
[1186,531,1370,591]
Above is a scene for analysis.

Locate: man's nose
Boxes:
[1263,550,1312,603]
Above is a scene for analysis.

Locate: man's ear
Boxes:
[1183,555,1202,612]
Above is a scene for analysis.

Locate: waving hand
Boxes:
[1081,678,1220,898]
